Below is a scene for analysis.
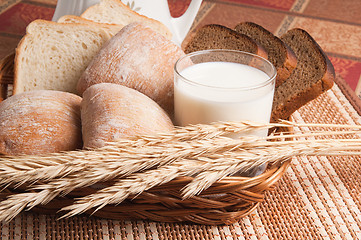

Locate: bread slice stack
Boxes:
[183,22,335,121]
[57,15,124,37]
[80,0,172,39]
[183,23,297,87]
[14,20,112,94]
[234,22,297,87]
[183,24,268,60]
[13,0,172,95]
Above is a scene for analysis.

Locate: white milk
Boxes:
[174,62,275,137]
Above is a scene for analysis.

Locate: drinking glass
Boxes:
[174,49,277,176]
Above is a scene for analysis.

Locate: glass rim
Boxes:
[174,49,277,91]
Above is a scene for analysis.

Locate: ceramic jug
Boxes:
[52,0,202,45]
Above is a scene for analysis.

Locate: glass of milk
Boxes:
[174,50,277,176]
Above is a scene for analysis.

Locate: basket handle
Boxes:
[0,52,15,101]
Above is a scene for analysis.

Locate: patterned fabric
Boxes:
[0,0,361,239]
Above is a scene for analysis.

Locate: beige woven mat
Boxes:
[0,82,359,239]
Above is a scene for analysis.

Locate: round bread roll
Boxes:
[0,90,82,155]
[77,22,186,117]
[81,83,174,149]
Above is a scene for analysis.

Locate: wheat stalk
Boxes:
[1,137,359,221]
[0,120,359,187]
[0,120,278,187]
[0,121,360,221]
[0,120,294,189]
[58,138,361,218]
[0,136,260,221]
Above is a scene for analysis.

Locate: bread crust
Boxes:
[13,31,27,94]
[0,90,82,155]
[81,83,174,149]
[57,15,124,36]
[277,44,298,86]
[77,22,185,116]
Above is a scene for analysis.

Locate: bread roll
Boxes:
[77,22,185,116]
[81,83,174,149]
[0,90,82,155]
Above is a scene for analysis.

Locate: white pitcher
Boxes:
[52,0,202,45]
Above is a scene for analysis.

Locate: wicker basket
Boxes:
[0,53,291,225]
[0,53,14,101]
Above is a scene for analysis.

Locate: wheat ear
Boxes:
[0,122,360,221]
[0,137,258,219]
[0,120,358,186]
[61,138,361,218]
[0,120,358,187]
[0,121,280,187]
[0,136,256,221]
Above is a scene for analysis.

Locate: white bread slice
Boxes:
[81,0,172,40]
[14,19,111,95]
[58,15,124,37]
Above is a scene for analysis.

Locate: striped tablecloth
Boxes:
[0,0,361,239]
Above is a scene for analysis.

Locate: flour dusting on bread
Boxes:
[81,83,174,149]
[0,90,82,155]
[77,23,185,116]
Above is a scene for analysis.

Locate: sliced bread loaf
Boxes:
[14,20,111,95]
[58,15,124,37]
[234,22,297,87]
[271,28,335,120]
[182,24,268,59]
[81,0,172,40]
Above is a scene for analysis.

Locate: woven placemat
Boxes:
[0,84,360,239]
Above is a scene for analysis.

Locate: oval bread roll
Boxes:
[77,22,186,117]
[0,90,82,155]
[81,83,174,149]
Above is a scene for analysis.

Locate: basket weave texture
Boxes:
[0,53,291,225]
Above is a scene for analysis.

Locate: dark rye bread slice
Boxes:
[271,28,335,120]
[182,24,268,59]
[234,22,297,87]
